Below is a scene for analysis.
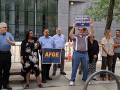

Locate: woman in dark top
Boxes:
[87,34,99,84]
[20,30,42,89]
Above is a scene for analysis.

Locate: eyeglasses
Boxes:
[93,36,95,38]
[3,27,7,28]
[78,29,83,31]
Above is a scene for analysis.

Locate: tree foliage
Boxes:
[84,0,120,23]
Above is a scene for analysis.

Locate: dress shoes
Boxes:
[3,85,12,90]
[60,72,66,75]
[42,80,46,83]
[52,72,56,76]
[46,77,52,80]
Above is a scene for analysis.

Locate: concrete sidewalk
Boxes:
[4,61,120,90]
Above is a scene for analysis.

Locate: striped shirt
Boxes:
[73,33,89,52]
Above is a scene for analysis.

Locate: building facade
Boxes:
[0,0,120,41]
[0,0,58,41]
[58,0,120,41]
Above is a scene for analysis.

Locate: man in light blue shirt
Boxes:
[52,28,66,76]
[38,28,55,83]
[0,22,15,90]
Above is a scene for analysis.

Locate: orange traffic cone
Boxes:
[67,48,72,61]
[71,40,74,46]
[68,39,71,45]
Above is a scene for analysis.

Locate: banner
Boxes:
[74,17,90,27]
[42,48,61,64]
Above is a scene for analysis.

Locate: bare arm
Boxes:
[114,42,120,47]
[102,44,109,54]
[9,41,15,46]
[20,56,24,64]
[89,21,94,37]
[69,23,76,40]
[111,44,114,54]
[36,40,39,47]
[5,38,15,46]
[102,44,112,56]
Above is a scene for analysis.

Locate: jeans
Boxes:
[70,51,89,82]
[112,53,120,73]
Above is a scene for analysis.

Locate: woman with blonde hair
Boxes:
[100,30,114,81]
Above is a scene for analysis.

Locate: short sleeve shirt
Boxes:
[101,37,114,57]
[113,36,120,53]
[38,36,55,48]
[0,32,14,51]
[73,33,90,52]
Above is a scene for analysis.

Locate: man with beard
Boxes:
[112,29,120,73]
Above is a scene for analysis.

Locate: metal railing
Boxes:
[10,43,109,63]
[83,70,120,90]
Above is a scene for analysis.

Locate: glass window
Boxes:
[28,12,35,25]
[37,13,43,25]
[37,0,47,13]
[1,0,24,11]
[36,26,43,36]
[24,0,35,11]
[48,26,56,36]
[0,0,58,41]
[48,13,57,26]
[48,0,58,13]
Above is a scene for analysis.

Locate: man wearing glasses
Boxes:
[69,21,94,85]
[78,27,89,75]
[0,22,15,90]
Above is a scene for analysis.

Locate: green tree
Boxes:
[84,0,120,30]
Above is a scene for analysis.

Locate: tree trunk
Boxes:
[105,0,115,31]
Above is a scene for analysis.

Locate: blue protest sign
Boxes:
[74,17,90,27]
[42,48,61,64]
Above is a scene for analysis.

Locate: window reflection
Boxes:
[0,0,58,41]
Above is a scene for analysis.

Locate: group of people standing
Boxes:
[0,21,120,89]
[20,28,67,89]
[0,22,67,89]
[69,21,120,86]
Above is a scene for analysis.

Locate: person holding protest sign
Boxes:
[78,28,88,75]
[69,21,94,86]
[100,30,114,81]
[38,29,55,83]
[52,28,66,76]
[21,30,42,89]
[0,22,15,90]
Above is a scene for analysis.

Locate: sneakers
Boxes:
[69,81,75,86]
[89,82,91,85]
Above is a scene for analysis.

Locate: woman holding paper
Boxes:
[20,30,42,89]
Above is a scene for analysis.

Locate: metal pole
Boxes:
[34,0,37,36]
[83,70,120,90]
